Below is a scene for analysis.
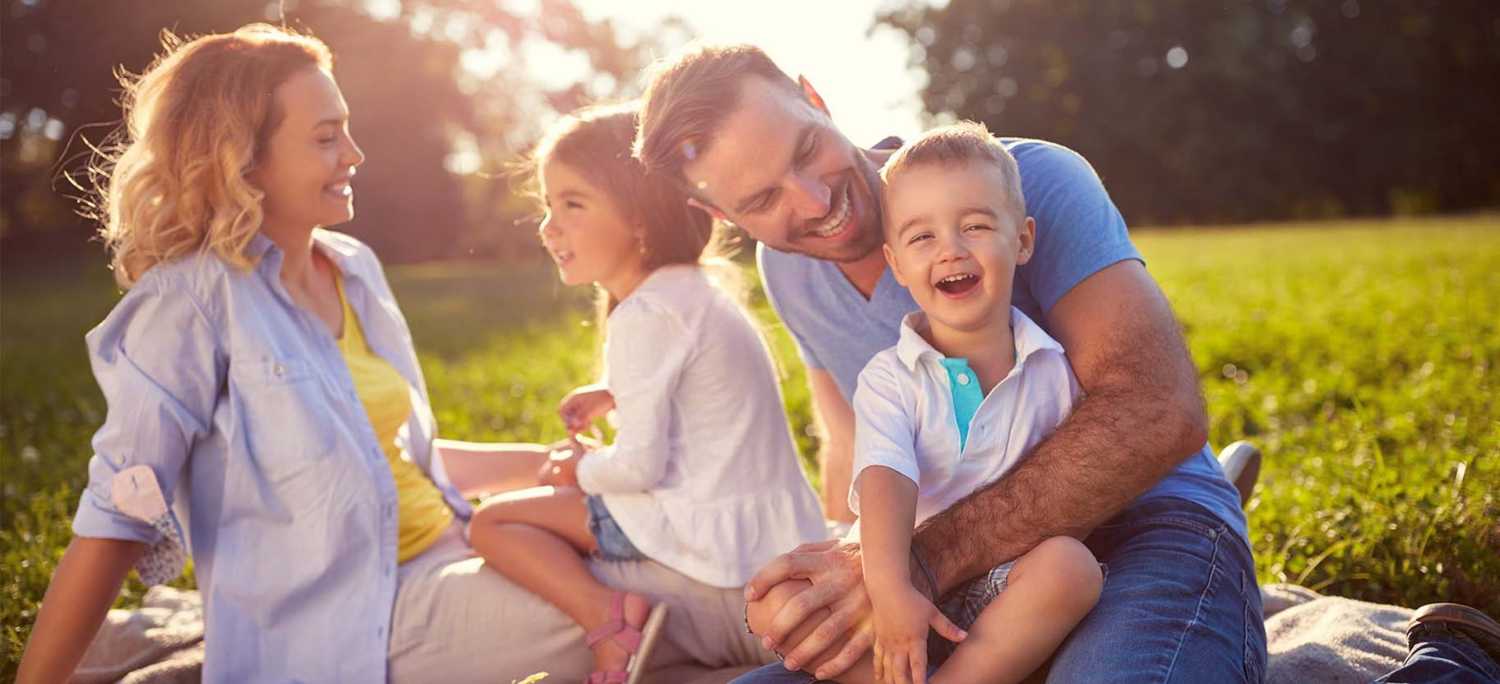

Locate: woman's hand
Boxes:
[870,584,964,684]
[558,385,614,436]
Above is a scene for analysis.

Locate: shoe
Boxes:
[1408,603,1500,662]
[1217,441,1261,509]
[585,592,669,684]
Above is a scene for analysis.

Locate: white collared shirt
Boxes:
[576,265,826,588]
[849,307,1082,527]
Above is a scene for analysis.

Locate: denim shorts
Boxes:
[585,495,647,562]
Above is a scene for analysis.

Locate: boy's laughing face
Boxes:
[881,160,1036,337]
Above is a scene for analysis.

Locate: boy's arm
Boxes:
[857,466,918,593]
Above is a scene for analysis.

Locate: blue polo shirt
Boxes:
[758,137,1247,540]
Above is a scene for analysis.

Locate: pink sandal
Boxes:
[585,592,669,684]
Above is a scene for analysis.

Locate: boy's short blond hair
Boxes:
[880,121,1026,223]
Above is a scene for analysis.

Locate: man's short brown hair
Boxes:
[881,121,1026,221]
[634,43,802,188]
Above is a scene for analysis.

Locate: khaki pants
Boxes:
[388,523,773,683]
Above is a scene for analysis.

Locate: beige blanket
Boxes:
[74,583,1411,683]
[1261,584,1411,684]
[73,586,203,684]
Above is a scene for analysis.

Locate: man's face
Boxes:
[680,76,884,262]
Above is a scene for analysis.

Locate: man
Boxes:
[635,43,1264,682]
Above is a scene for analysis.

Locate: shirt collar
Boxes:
[894,312,941,371]
[249,228,364,281]
[894,307,1065,372]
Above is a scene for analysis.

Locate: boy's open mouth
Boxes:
[934,272,981,296]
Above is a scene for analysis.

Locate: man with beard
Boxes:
[635,43,1262,682]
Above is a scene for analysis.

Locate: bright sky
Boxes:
[569,0,930,146]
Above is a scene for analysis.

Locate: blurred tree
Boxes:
[0,0,651,263]
[878,0,1500,225]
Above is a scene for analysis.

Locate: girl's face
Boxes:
[249,66,366,235]
[537,159,648,295]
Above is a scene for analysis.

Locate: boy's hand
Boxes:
[558,385,615,435]
[870,583,965,684]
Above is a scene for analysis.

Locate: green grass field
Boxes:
[2,216,1497,675]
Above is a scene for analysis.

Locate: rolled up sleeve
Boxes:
[576,299,690,495]
[72,272,222,547]
[848,357,920,517]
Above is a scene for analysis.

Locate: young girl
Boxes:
[464,103,826,684]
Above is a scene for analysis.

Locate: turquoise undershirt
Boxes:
[938,358,985,451]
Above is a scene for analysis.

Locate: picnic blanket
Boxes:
[74,583,1413,683]
[73,586,203,684]
[1261,584,1412,684]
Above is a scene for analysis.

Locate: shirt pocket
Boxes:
[229,355,339,484]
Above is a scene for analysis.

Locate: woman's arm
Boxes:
[23,271,223,681]
[16,538,146,683]
[434,439,553,499]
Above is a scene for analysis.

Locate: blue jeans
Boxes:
[733,497,1267,683]
[1375,624,1500,683]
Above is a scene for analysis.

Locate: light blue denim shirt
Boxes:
[72,229,471,682]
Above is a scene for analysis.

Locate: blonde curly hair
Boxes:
[87,24,332,287]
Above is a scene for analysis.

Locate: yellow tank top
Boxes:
[336,275,453,563]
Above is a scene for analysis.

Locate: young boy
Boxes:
[846,121,1103,684]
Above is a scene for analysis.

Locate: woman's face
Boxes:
[250,66,365,235]
[537,159,646,292]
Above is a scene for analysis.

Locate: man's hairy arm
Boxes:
[807,368,857,523]
[915,259,1208,593]
[745,261,1207,679]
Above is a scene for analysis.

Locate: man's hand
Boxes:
[744,540,878,679]
[870,583,964,684]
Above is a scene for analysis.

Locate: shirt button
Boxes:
[273,363,286,377]
[956,373,971,386]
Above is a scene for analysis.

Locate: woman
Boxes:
[17,24,774,683]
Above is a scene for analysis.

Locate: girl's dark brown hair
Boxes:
[522,101,744,365]
[526,101,722,275]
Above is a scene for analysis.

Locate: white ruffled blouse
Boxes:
[576,265,826,588]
